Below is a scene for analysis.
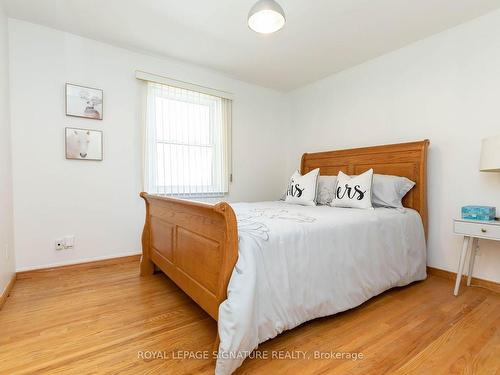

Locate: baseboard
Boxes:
[16,252,142,273]
[427,266,499,294]
[16,254,141,279]
[0,274,16,310]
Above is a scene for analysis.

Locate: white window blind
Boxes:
[143,81,232,197]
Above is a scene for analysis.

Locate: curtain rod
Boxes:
[135,70,234,100]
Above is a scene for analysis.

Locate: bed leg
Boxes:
[140,256,155,276]
[212,332,220,353]
[140,192,154,276]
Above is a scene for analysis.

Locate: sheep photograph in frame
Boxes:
[65,128,103,161]
[65,83,103,120]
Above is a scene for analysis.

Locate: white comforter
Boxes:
[215,201,427,375]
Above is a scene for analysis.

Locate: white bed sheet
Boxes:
[216,201,427,375]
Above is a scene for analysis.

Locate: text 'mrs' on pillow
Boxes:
[285,168,320,206]
[331,169,373,209]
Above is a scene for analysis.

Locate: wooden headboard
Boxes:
[301,140,430,237]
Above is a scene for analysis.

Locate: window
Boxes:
[143,81,232,197]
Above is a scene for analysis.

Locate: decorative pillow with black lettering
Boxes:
[285,168,320,206]
[331,169,373,209]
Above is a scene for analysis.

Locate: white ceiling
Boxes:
[3,0,500,91]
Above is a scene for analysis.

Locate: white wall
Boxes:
[289,9,500,282]
[9,19,290,271]
[0,5,15,293]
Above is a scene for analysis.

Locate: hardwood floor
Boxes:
[0,260,498,374]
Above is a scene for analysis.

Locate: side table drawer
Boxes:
[454,221,500,239]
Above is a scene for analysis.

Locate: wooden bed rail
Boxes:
[140,193,238,320]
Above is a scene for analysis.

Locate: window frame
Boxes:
[144,81,231,198]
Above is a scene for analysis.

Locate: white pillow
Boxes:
[285,168,320,206]
[331,169,373,209]
[372,174,415,209]
[316,176,337,205]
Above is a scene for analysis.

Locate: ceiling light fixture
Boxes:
[248,0,286,34]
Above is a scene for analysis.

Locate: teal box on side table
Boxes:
[461,206,496,221]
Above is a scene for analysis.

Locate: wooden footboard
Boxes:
[140,193,238,320]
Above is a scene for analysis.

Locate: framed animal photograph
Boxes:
[65,128,103,161]
[65,83,103,120]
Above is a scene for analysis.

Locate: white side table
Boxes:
[453,218,500,295]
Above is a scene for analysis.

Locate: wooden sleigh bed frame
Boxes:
[140,140,429,327]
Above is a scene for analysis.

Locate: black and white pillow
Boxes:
[316,176,338,205]
[331,169,373,209]
[285,168,320,206]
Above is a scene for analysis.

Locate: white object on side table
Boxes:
[453,218,500,295]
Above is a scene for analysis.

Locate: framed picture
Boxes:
[65,83,103,120]
[65,128,103,161]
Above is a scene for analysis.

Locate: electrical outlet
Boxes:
[3,242,8,260]
[55,236,75,250]
[55,239,64,251]
[63,235,75,249]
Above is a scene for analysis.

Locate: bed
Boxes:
[139,140,429,374]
